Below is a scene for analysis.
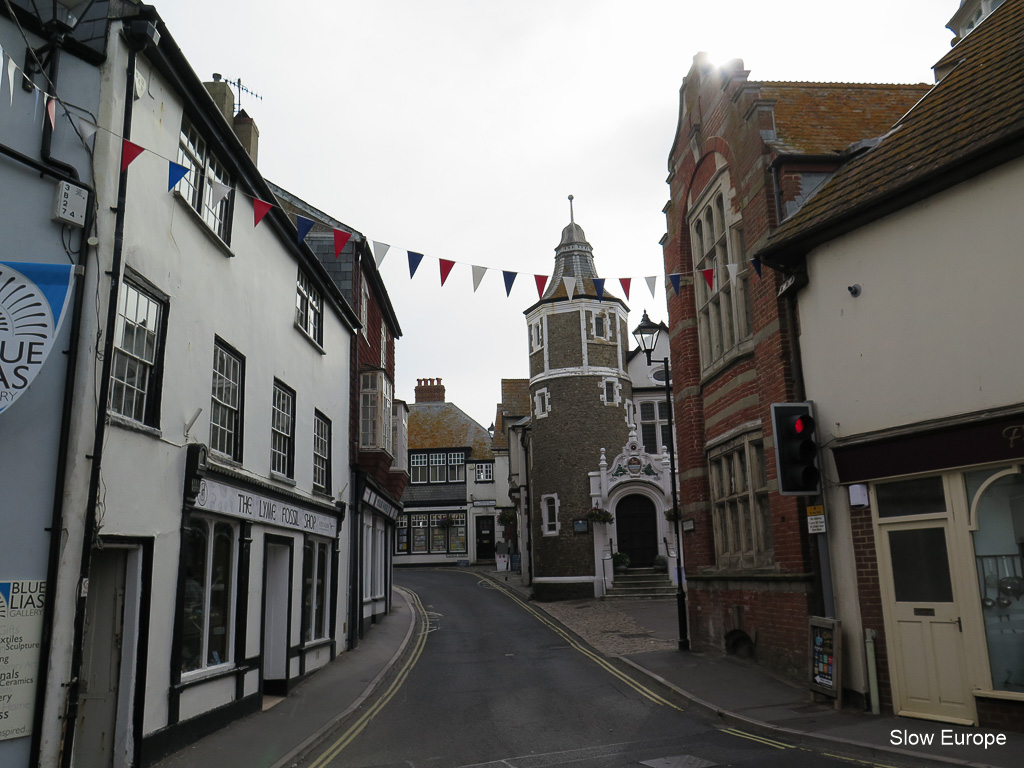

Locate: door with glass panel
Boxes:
[875,477,975,724]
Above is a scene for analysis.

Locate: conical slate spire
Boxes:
[542,195,598,300]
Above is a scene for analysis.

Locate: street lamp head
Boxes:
[31,0,95,35]
[632,310,661,367]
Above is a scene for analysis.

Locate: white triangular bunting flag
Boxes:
[373,241,390,267]
[472,265,487,292]
[78,117,98,141]
[7,57,15,106]
[727,263,739,285]
[562,276,576,300]
[646,275,657,297]
[209,179,231,206]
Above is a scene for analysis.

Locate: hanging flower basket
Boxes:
[663,508,682,523]
[587,507,614,524]
[497,509,517,527]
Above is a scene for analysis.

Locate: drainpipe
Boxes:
[519,426,533,583]
[61,27,147,766]
[25,44,97,768]
[865,628,880,714]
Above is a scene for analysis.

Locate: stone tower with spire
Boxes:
[523,199,632,599]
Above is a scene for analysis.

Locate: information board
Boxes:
[0,580,46,741]
[809,616,842,702]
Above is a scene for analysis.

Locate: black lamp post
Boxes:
[633,310,689,651]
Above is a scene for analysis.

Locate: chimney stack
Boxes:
[203,75,259,165]
[414,378,446,403]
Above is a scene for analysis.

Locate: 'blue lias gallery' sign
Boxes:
[0,262,75,415]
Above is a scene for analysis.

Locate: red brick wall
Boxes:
[850,504,893,713]
[663,57,815,679]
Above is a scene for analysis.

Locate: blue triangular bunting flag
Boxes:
[669,274,682,295]
[502,270,517,296]
[408,251,424,278]
[168,161,189,191]
[751,257,762,278]
[593,278,605,301]
[296,215,315,245]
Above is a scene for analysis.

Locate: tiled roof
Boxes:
[759,0,1024,264]
[762,83,930,155]
[408,402,493,459]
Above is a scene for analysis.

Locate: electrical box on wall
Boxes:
[53,180,88,227]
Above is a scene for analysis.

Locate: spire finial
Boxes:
[568,194,574,224]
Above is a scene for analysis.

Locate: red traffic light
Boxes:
[794,416,806,434]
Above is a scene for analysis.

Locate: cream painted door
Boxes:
[880,519,976,724]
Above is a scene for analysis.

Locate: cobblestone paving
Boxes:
[536,598,678,656]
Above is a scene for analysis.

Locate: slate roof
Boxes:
[758,0,1024,266]
[762,82,931,155]
[407,401,493,459]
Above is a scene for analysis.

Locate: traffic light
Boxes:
[771,402,821,496]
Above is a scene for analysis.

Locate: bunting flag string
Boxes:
[120,139,144,172]
[0,42,772,304]
[296,215,314,245]
[472,265,487,292]
[168,161,189,191]
[334,229,352,259]
[439,259,455,286]
[253,198,273,227]
[534,274,548,298]
[408,251,423,279]
[701,268,715,291]
[563,276,576,301]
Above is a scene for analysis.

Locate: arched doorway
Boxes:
[615,494,658,567]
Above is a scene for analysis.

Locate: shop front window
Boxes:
[449,512,467,553]
[411,514,428,553]
[180,517,236,674]
[969,468,1024,693]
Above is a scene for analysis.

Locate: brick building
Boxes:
[757,0,1024,728]
[271,183,408,645]
[397,378,500,565]
[660,53,928,679]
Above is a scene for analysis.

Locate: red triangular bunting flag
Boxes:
[439,259,455,286]
[535,274,548,298]
[253,198,273,227]
[702,268,715,291]
[619,278,631,299]
[333,229,352,258]
[120,139,144,172]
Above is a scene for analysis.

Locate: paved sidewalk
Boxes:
[150,588,416,768]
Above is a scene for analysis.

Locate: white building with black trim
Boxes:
[31,7,360,767]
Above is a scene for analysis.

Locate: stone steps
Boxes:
[605,568,676,599]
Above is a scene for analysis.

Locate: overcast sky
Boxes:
[159,1,960,428]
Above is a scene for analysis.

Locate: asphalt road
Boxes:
[296,569,889,768]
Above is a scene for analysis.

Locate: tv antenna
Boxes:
[211,73,263,113]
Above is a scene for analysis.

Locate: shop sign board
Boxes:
[0,580,45,741]
[195,478,338,537]
[0,262,76,415]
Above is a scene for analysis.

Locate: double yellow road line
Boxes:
[305,587,428,768]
